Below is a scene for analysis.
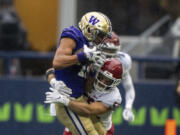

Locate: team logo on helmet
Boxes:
[79,11,112,44]
[89,16,100,25]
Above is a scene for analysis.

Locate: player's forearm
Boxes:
[122,73,135,109]
[68,100,93,116]
[53,54,79,69]
[68,100,107,116]
[125,89,135,109]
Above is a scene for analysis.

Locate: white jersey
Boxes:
[117,52,132,75]
[87,87,122,130]
[117,52,135,109]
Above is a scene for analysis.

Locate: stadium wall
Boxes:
[14,0,59,51]
[0,79,179,135]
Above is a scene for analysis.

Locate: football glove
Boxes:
[44,87,70,106]
[77,49,106,66]
[85,51,106,70]
[50,78,72,97]
[85,51,101,62]
[92,54,106,70]
[83,44,96,53]
[122,108,135,122]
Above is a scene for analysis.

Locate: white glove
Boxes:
[85,51,106,71]
[83,44,96,53]
[93,54,106,70]
[85,51,104,63]
[44,87,70,106]
[123,108,134,122]
[50,78,72,97]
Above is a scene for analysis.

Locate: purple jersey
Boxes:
[55,26,88,98]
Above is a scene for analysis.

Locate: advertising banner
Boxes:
[0,79,179,135]
[114,82,179,135]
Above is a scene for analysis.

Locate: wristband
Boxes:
[46,68,55,80]
[77,52,87,63]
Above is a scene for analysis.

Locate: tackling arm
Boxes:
[68,100,109,116]
[45,89,109,116]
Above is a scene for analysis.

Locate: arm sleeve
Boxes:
[122,72,135,109]
[119,52,135,109]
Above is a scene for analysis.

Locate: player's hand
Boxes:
[77,48,106,66]
[123,108,134,122]
[44,87,70,106]
[85,51,106,69]
[50,79,72,97]
[85,51,103,63]
[83,44,96,53]
[93,54,106,70]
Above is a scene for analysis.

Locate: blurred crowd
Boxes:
[0,0,28,51]
[0,0,52,76]
[77,0,169,35]
[0,0,180,80]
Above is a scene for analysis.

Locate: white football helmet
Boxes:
[99,32,120,58]
[94,58,123,92]
[79,11,112,45]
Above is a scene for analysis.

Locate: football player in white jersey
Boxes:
[45,58,123,135]
[45,32,135,135]
[99,32,135,122]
